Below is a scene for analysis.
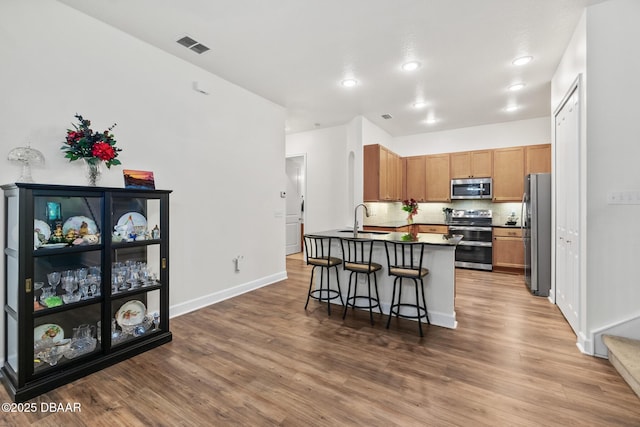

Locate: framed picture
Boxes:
[123,169,155,190]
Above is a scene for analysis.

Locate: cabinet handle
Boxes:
[162,258,167,269]
[25,278,32,293]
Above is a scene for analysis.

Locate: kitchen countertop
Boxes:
[364,221,521,229]
[308,229,463,246]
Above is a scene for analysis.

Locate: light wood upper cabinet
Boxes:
[425,153,450,202]
[493,146,525,202]
[363,144,402,201]
[450,150,493,179]
[525,144,551,175]
[405,156,426,202]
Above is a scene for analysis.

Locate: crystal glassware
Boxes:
[46,271,61,294]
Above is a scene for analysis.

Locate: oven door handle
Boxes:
[457,241,492,247]
[449,226,493,232]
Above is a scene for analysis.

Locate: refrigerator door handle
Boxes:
[520,192,526,245]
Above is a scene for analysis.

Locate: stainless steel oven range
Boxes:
[448,209,492,271]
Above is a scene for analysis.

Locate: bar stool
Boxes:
[303,235,344,315]
[383,240,430,336]
[339,237,383,325]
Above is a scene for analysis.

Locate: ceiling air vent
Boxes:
[176,36,210,54]
[381,114,393,120]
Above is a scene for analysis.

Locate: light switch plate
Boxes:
[607,190,640,204]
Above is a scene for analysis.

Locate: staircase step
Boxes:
[603,334,640,398]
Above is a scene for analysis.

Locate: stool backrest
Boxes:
[339,238,376,268]
[383,240,426,273]
[303,235,334,262]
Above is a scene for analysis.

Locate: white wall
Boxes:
[584,0,640,331]
[286,126,349,232]
[552,0,640,355]
[0,1,286,322]
[392,117,550,157]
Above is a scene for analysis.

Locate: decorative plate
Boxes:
[34,324,64,343]
[117,212,147,231]
[39,243,69,249]
[63,216,98,235]
[116,300,146,327]
[34,219,51,241]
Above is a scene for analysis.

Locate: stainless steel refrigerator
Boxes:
[522,173,551,296]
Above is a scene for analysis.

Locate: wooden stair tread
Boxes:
[603,335,640,398]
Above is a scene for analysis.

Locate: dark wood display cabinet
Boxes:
[1,183,172,402]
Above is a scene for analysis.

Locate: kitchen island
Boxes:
[307,230,462,329]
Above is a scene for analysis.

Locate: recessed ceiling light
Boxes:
[512,56,533,66]
[508,83,526,91]
[341,78,358,88]
[401,61,421,71]
[413,101,428,109]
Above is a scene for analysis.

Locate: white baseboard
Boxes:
[169,271,288,319]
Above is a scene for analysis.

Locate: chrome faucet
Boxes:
[353,203,370,238]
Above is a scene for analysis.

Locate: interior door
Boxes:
[285,156,304,255]
[555,83,580,334]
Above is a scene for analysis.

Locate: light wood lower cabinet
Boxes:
[493,227,524,270]
[418,225,449,234]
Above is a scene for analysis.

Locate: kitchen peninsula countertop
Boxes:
[363,221,521,229]
[311,229,462,246]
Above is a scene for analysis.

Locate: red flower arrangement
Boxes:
[61,114,121,168]
[402,198,419,223]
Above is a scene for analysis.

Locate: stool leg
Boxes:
[343,271,355,319]
[322,267,331,316]
[373,272,383,315]
[420,278,430,325]
[414,278,424,337]
[366,273,374,325]
[334,266,344,305]
[386,277,399,329]
[305,266,317,310]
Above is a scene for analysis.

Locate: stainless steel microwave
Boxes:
[451,178,492,200]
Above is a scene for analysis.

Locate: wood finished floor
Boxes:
[1,255,639,426]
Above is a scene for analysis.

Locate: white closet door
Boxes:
[555,84,581,334]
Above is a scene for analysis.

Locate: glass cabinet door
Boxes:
[108,195,167,348]
[31,193,104,377]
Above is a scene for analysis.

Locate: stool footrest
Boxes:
[308,288,342,303]
[346,295,381,310]
[389,303,429,321]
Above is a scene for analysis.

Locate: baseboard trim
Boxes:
[169,271,288,319]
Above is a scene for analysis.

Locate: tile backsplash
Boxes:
[364,201,523,226]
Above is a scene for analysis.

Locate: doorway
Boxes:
[285,155,305,255]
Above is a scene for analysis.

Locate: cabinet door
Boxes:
[526,144,551,174]
[425,154,450,201]
[109,194,169,347]
[493,228,524,269]
[470,150,493,177]
[450,152,471,179]
[405,156,426,202]
[493,147,524,201]
[379,146,391,200]
[31,192,104,378]
[363,145,381,201]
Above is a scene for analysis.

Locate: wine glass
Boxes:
[46,272,61,294]
[34,281,44,302]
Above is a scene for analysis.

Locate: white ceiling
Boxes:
[58,0,604,137]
